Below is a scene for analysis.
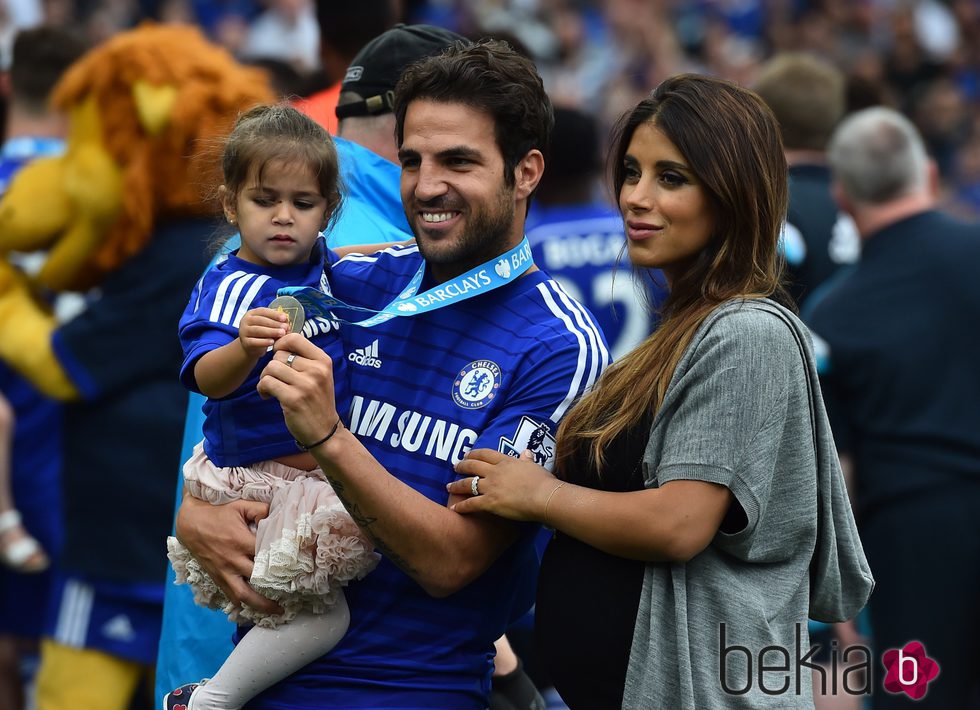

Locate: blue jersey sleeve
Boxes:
[475,283,610,471]
[180,241,337,397]
[177,267,241,394]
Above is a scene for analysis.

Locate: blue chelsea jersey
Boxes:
[526,203,666,360]
[177,238,348,467]
[248,243,609,709]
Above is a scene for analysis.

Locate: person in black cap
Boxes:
[334,23,467,164]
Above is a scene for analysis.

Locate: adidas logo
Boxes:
[101,614,136,642]
[349,340,382,369]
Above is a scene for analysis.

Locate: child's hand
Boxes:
[238,307,289,358]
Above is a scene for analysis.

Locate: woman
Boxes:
[449,74,873,709]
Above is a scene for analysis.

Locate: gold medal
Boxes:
[268,295,306,333]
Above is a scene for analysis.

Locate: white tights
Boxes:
[187,594,350,710]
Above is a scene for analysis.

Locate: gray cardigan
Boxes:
[623,299,873,709]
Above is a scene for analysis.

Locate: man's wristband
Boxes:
[294,418,343,451]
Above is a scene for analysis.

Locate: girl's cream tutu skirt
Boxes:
[167,442,379,628]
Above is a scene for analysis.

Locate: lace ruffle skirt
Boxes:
[167,442,379,628]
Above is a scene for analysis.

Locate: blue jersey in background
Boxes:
[526,203,666,361]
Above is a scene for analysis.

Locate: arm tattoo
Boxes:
[323,472,420,577]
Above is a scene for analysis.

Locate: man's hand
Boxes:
[174,493,282,615]
[257,333,339,447]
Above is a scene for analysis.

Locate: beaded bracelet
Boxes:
[294,418,342,452]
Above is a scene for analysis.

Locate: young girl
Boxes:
[165,104,378,710]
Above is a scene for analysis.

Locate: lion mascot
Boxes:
[0,24,273,709]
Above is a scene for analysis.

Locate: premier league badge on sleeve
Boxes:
[499,417,557,468]
[452,360,502,409]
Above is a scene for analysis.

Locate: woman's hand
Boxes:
[256,332,339,449]
[448,448,562,522]
[174,493,282,615]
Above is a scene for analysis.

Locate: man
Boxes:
[154,24,466,704]
[0,26,86,710]
[804,107,980,708]
[754,53,860,307]
[176,40,605,709]
[160,27,547,710]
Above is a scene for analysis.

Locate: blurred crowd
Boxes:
[3,0,980,218]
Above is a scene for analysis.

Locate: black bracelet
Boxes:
[294,418,343,451]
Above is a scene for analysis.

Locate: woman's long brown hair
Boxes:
[555,74,791,474]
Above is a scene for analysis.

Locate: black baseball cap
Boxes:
[335,23,467,119]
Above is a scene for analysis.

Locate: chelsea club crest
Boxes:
[452,360,501,409]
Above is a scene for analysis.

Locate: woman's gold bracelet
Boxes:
[543,481,567,526]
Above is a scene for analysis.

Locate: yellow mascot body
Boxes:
[0,24,274,710]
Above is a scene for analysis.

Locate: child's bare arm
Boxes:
[194,308,288,399]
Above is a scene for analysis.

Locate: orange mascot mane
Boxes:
[0,23,277,398]
[50,23,276,286]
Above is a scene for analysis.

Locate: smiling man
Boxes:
[397,100,523,279]
[175,40,607,709]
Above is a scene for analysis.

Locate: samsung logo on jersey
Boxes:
[349,396,477,465]
[302,315,339,338]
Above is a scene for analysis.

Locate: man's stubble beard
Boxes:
[412,186,516,273]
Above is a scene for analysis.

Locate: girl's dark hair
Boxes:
[221,104,343,231]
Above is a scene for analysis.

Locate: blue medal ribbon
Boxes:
[280,237,534,328]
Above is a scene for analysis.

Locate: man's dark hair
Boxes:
[11,27,87,112]
[393,39,554,188]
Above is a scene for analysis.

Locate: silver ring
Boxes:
[286,353,296,368]
[470,476,480,497]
